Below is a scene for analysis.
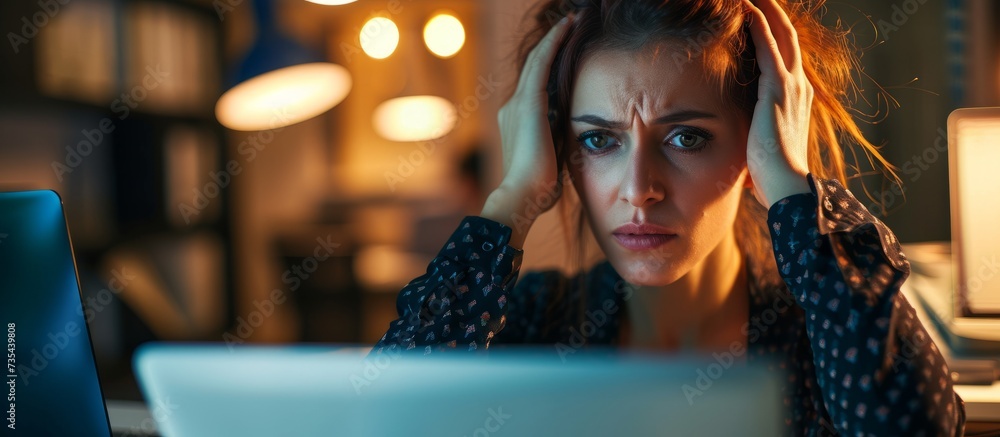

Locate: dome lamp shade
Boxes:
[215,0,351,131]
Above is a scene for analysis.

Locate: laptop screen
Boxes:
[949,108,1000,315]
[0,190,111,436]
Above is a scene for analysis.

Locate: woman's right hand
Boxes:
[488,14,575,229]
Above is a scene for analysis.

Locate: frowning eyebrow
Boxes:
[570,110,718,129]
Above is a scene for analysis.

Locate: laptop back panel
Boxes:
[0,190,111,436]
[135,344,783,437]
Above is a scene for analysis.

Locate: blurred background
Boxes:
[0,0,997,401]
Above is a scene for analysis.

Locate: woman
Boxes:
[371,0,966,434]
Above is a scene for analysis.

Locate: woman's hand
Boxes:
[744,0,813,208]
[481,13,574,248]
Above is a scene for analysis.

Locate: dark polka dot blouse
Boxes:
[372,174,966,436]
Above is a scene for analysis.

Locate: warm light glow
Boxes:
[373,95,457,142]
[360,17,399,59]
[354,245,425,289]
[423,14,465,58]
[216,63,351,131]
[303,0,357,4]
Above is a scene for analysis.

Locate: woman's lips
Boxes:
[612,233,677,250]
[612,223,678,250]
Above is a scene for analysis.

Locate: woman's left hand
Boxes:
[744,0,813,208]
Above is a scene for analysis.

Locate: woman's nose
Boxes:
[619,148,666,208]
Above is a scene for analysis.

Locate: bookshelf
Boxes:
[0,0,230,400]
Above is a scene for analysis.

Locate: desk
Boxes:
[114,275,1000,434]
[107,399,158,436]
[904,292,1000,421]
[900,267,1000,428]
[956,383,1000,421]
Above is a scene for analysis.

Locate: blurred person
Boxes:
[371,0,965,434]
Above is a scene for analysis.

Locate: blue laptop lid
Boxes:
[0,190,111,436]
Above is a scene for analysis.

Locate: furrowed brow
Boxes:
[571,110,718,129]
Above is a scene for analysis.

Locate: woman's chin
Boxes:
[610,259,685,287]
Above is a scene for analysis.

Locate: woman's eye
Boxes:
[577,132,618,151]
[667,130,709,150]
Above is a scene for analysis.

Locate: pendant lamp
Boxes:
[215,0,352,131]
[370,14,459,143]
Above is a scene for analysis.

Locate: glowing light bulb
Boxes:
[303,0,357,4]
[216,63,352,131]
[360,17,399,59]
[373,96,457,142]
[423,13,465,58]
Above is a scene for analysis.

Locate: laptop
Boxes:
[0,190,112,436]
[948,107,1000,316]
[134,343,784,436]
[905,108,1000,356]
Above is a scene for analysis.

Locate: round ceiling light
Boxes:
[423,13,465,58]
[360,17,399,60]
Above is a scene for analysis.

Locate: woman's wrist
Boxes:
[760,169,811,208]
[480,185,536,250]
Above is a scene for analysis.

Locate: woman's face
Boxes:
[566,43,751,286]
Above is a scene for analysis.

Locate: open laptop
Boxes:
[948,107,1000,317]
[134,343,783,436]
[0,190,112,436]
[905,108,1000,356]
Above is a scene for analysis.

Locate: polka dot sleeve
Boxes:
[768,174,966,436]
[370,216,524,356]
